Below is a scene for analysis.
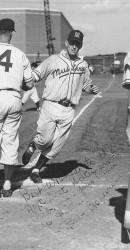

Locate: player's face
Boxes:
[66,40,81,57]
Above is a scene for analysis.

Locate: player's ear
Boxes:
[65,40,68,48]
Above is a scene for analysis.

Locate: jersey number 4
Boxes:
[0,50,12,72]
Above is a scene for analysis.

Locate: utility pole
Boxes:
[43,0,55,56]
[36,51,41,66]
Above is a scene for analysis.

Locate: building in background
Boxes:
[0,9,73,63]
[84,52,126,74]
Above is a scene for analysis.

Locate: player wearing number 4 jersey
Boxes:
[0,18,33,197]
[22,29,100,183]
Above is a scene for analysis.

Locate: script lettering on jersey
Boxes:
[51,66,85,78]
[0,50,13,72]
[71,66,86,75]
[51,67,70,78]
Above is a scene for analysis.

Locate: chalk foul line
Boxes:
[72,91,102,125]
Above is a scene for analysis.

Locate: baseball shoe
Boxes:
[30,172,42,183]
[22,141,36,165]
[1,189,13,197]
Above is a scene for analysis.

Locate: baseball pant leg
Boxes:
[44,106,75,159]
[0,92,22,165]
[126,100,130,145]
[1,111,22,165]
[33,100,75,159]
[34,102,57,150]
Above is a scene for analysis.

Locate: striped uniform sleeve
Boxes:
[32,56,51,82]
[22,54,33,82]
[122,52,130,88]
[82,64,93,92]
[31,68,41,82]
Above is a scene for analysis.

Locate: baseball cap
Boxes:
[0,18,15,32]
[67,30,84,45]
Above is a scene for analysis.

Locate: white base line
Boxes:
[72,91,102,125]
[12,178,126,189]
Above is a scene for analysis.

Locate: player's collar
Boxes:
[60,50,83,62]
[0,42,11,46]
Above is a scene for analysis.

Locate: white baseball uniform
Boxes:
[0,43,32,165]
[31,50,93,159]
[122,51,130,87]
[122,52,130,144]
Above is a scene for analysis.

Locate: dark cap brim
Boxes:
[0,28,16,32]
[68,38,82,45]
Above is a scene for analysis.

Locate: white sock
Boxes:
[32,169,39,174]
[3,180,11,190]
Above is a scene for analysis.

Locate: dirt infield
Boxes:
[0,74,130,250]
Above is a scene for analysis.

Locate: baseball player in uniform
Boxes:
[122,52,130,89]
[122,52,130,145]
[22,30,99,183]
[0,18,33,197]
[22,62,40,111]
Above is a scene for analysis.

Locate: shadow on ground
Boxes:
[22,107,37,112]
[0,160,90,192]
[109,188,130,244]
[40,160,90,178]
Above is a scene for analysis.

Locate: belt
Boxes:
[0,89,19,92]
[58,100,75,108]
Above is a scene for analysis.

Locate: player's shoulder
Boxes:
[77,55,87,65]
[11,45,26,56]
[126,51,130,59]
[82,58,89,68]
[49,54,59,60]
[44,54,59,65]
[124,52,130,65]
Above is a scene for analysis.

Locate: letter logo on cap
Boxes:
[75,32,80,38]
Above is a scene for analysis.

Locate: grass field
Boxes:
[1,73,130,250]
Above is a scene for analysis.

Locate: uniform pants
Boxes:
[22,86,39,104]
[0,91,22,165]
[34,100,75,159]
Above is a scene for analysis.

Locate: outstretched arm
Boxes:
[82,63,100,94]
[82,80,100,95]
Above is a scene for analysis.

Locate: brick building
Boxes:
[0,9,73,63]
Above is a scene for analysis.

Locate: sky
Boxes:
[0,0,130,56]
